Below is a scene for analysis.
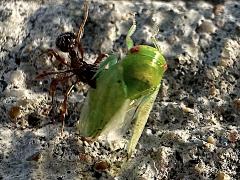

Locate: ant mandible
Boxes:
[36,2,107,134]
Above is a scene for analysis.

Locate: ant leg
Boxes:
[36,70,72,79]
[75,2,89,59]
[60,84,76,134]
[49,78,59,104]
[48,78,59,122]
[94,53,108,65]
[49,74,74,105]
[91,54,118,80]
[48,74,74,124]
[47,49,71,67]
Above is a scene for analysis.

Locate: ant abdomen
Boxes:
[56,32,76,52]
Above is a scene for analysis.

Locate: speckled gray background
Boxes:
[0,0,239,179]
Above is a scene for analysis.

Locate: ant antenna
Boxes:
[76,1,89,43]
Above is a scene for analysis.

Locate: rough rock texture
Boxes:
[0,0,239,179]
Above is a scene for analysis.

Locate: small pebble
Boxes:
[206,67,219,80]
[216,19,225,28]
[166,35,178,44]
[180,103,194,113]
[209,86,218,96]
[219,58,234,67]
[194,162,206,174]
[233,99,240,111]
[207,136,216,145]
[94,160,110,171]
[8,106,21,121]
[216,171,231,180]
[228,130,239,143]
[145,128,152,135]
[197,21,216,34]
[79,153,92,163]
[9,70,26,88]
[26,152,42,162]
[204,142,216,152]
[213,4,224,16]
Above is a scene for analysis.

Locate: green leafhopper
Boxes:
[76,14,167,156]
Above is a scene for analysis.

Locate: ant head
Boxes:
[56,32,76,52]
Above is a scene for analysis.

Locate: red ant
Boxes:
[36,2,107,133]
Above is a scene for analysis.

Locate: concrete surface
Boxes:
[0,0,239,179]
